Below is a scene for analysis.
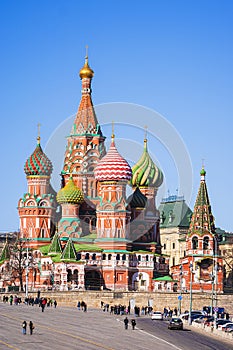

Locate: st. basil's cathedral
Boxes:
[16,53,166,292]
[0,53,224,293]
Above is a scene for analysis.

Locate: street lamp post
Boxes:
[213,235,218,328]
[25,245,29,298]
[178,264,183,315]
[188,261,193,325]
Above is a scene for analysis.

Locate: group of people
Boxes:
[77,300,87,311]
[3,295,22,305]
[22,320,34,335]
[123,317,136,330]
[100,302,154,317]
[163,307,177,318]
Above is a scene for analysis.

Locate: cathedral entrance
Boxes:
[85,270,102,290]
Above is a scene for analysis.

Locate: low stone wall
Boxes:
[192,320,233,341]
[1,291,233,314]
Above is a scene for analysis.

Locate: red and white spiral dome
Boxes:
[94,136,132,182]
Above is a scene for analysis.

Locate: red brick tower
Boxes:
[173,167,223,292]
[61,53,106,233]
[94,132,132,250]
[18,134,57,248]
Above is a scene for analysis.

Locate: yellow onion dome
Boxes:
[57,177,84,204]
[131,139,163,188]
[79,56,94,79]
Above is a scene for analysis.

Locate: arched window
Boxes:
[138,255,141,261]
[122,254,126,261]
[92,253,96,261]
[108,254,112,260]
[203,236,209,250]
[192,236,198,249]
[116,254,120,261]
[146,255,149,262]
[73,269,78,284]
[76,253,81,260]
[102,253,106,260]
[85,253,89,260]
[67,269,72,282]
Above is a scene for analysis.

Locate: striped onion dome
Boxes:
[57,177,84,204]
[94,135,132,182]
[24,137,53,176]
[127,187,147,208]
[131,139,163,188]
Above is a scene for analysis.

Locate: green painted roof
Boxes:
[48,232,62,254]
[159,196,192,228]
[0,241,10,261]
[153,275,177,282]
[39,244,50,255]
[103,249,130,253]
[61,238,76,260]
[74,243,103,252]
[189,168,215,234]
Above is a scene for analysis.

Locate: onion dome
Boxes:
[127,187,147,208]
[200,166,206,177]
[94,135,132,182]
[79,55,94,79]
[24,137,53,176]
[57,176,84,204]
[131,139,163,188]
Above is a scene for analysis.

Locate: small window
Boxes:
[192,237,198,250]
[172,242,175,249]
[203,236,209,250]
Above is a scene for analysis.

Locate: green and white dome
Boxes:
[131,139,163,188]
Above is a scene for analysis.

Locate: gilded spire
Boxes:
[79,46,94,79]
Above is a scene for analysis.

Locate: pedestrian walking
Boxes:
[131,319,136,330]
[29,321,34,335]
[124,317,129,329]
[22,320,27,335]
[54,300,57,308]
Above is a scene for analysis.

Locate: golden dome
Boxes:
[79,56,94,79]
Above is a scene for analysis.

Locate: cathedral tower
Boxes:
[18,134,57,247]
[130,138,163,251]
[173,167,223,292]
[94,133,132,250]
[61,53,106,233]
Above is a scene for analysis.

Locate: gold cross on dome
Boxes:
[37,123,41,144]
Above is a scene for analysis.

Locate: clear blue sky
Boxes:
[0,0,232,232]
